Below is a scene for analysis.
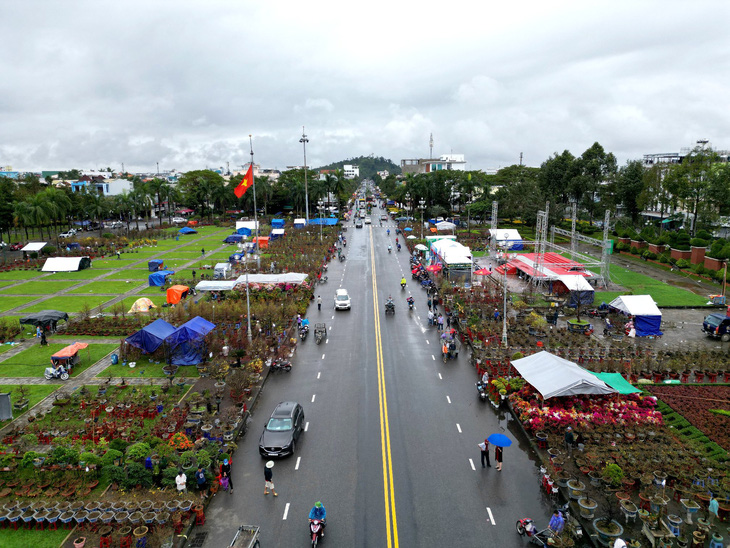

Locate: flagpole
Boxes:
[249,135,260,271]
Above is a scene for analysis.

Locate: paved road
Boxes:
[198,208,554,547]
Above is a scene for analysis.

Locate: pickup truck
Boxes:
[702,313,730,342]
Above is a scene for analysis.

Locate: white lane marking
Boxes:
[331,315,335,320]
[325,339,328,344]
[328,325,332,330]
[295,457,301,470]
[317,372,321,379]
[426,340,430,345]
[305,422,309,432]
[456,423,462,433]
[283,503,290,520]
[446,396,451,404]
[311,394,316,403]
[487,507,495,525]
[321,354,325,360]
[438,373,442,380]
[469,459,476,471]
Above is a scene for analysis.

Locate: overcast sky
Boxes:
[1,1,728,174]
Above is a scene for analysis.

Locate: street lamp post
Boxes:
[419,198,426,240]
[405,192,411,223]
[300,127,310,225]
[317,199,323,241]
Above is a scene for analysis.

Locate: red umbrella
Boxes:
[474,268,491,275]
[426,264,442,272]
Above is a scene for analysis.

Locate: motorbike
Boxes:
[309,519,324,546]
[342,239,346,247]
[397,244,401,252]
[407,298,414,311]
[385,301,395,315]
[476,381,488,401]
[339,254,345,262]
[269,358,292,373]
[44,365,69,381]
[319,275,328,285]
[299,324,309,341]
[400,281,406,290]
[388,246,392,254]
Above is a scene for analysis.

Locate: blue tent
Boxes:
[236,227,251,236]
[148,270,175,287]
[271,219,285,228]
[308,218,339,226]
[73,220,91,227]
[125,319,176,354]
[67,242,81,249]
[166,316,216,365]
[224,234,244,244]
[179,227,197,235]
[229,253,244,263]
[148,259,164,272]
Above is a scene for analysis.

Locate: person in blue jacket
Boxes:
[309,501,327,537]
[548,510,564,536]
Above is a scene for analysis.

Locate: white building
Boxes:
[401,153,467,174]
[343,165,359,179]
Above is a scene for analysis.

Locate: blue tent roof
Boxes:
[271,219,285,228]
[148,259,164,271]
[236,227,251,236]
[125,319,176,354]
[308,218,339,226]
[179,227,197,234]
[67,242,81,249]
[167,316,216,366]
[229,253,244,262]
[224,234,244,243]
[148,270,175,286]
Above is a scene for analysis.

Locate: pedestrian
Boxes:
[201,248,205,256]
[264,460,278,496]
[40,330,47,346]
[427,309,434,326]
[446,312,451,328]
[495,446,503,471]
[548,510,565,535]
[175,469,187,494]
[220,458,233,494]
[708,493,719,525]
[317,295,322,311]
[479,439,491,468]
[564,427,574,457]
[195,465,208,499]
[36,326,42,338]
[116,250,121,260]
[437,314,444,331]
[192,269,196,279]
[427,297,432,310]
[494,308,500,322]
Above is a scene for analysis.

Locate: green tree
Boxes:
[146,178,170,227]
[613,160,645,222]
[177,170,225,220]
[576,142,617,224]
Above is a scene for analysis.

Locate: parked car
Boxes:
[9,242,23,251]
[171,217,187,224]
[106,221,124,229]
[59,229,77,238]
[334,288,351,310]
[702,313,730,342]
[259,401,305,458]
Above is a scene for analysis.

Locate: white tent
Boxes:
[41,256,90,272]
[21,242,48,252]
[271,228,285,236]
[235,221,259,231]
[195,280,238,292]
[293,218,306,228]
[608,295,662,337]
[214,263,232,279]
[430,239,472,265]
[511,351,616,399]
[235,273,309,285]
[489,228,524,250]
[436,221,456,231]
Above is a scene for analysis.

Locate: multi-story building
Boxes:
[343,165,359,179]
[400,153,467,175]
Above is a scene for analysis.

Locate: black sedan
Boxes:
[259,401,305,458]
[355,220,363,228]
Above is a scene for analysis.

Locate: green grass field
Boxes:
[21,295,114,313]
[0,384,61,427]
[0,280,79,295]
[0,342,117,377]
[91,258,140,268]
[67,280,144,295]
[0,270,48,281]
[0,296,37,312]
[104,270,153,280]
[608,264,709,307]
[44,268,108,279]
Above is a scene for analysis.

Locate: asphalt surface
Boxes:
[199,209,556,547]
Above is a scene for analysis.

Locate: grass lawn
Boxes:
[0,270,49,280]
[67,280,144,295]
[608,265,710,307]
[0,343,117,377]
[0,523,70,547]
[22,295,114,313]
[129,248,164,258]
[0,384,60,427]
[100,361,200,378]
[594,291,624,305]
[139,285,168,295]
[0,296,37,313]
[44,268,108,280]
[0,344,14,354]
[91,258,140,268]
[0,280,78,295]
[207,251,236,260]
[166,251,207,259]
[105,270,154,280]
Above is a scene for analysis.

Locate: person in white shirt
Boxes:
[175,470,187,494]
[427,309,434,326]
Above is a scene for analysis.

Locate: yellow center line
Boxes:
[370,227,399,547]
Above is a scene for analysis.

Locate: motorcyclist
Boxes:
[309,501,327,537]
[397,243,401,252]
[400,277,406,288]
[406,296,414,309]
[395,237,399,245]
[387,229,390,236]
[388,244,392,253]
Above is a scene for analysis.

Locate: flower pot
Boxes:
[73,538,86,548]
[592,518,623,543]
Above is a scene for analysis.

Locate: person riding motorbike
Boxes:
[387,229,390,236]
[397,243,401,252]
[395,237,398,245]
[400,277,407,289]
[406,296,414,310]
[388,244,392,254]
[309,501,327,537]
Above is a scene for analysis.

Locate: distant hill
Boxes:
[316,156,401,180]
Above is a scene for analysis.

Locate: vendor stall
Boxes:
[148,270,175,287]
[50,342,89,371]
[608,295,663,337]
[148,259,165,272]
[166,285,190,305]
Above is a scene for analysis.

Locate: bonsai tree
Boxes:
[602,463,625,488]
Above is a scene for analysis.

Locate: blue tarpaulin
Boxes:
[308,218,339,226]
[148,259,164,272]
[73,220,91,226]
[67,242,81,249]
[166,316,216,365]
[271,219,285,228]
[229,253,244,263]
[236,227,251,236]
[125,319,176,354]
[178,227,197,235]
[224,234,244,243]
[148,270,175,286]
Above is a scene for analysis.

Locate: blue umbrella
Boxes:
[487,433,512,447]
[404,227,412,232]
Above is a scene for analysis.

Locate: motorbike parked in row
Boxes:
[476,381,488,401]
[268,358,292,373]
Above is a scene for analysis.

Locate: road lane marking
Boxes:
[469,459,476,471]
[305,422,309,431]
[325,339,328,344]
[432,355,435,360]
[446,396,451,404]
[321,354,325,360]
[438,373,442,380]
[283,503,290,520]
[317,372,321,379]
[426,340,430,345]
[487,507,495,525]
[329,325,332,330]
[370,229,399,548]
[456,423,461,433]
[295,457,301,470]
[311,394,316,403]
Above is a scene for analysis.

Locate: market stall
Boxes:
[608,295,663,337]
[50,342,89,371]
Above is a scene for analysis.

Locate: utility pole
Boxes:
[249,135,260,271]
[429,133,434,159]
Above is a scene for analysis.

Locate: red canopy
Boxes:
[51,342,89,359]
[426,264,443,272]
[474,268,491,275]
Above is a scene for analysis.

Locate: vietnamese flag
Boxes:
[234,165,253,198]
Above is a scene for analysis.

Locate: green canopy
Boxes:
[591,372,641,394]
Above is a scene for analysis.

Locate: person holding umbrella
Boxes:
[486,433,511,471]
[495,446,503,471]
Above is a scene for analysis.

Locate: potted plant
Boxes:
[593,493,624,544]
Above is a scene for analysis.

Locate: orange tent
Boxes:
[166,285,190,305]
[253,236,269,249]
[187,220,198,227]
[52,342,89,358]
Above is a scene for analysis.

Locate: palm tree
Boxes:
[42,187,72,241]
[332,170,347,215]
[13,201,33,240]
[83,193,109,236]
[26,194,51,240]
[114,192,133,231]
[146,178,170,226]
[160,184,181,225]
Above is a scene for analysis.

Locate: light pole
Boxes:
[249,135,260,271]
[502,266,508,347]
[405,192,411,224]
[300,127,310,225]
[419,198,426,240]
[317,199,323,241]
[245,264,252,343]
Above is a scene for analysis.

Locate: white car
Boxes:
[334,288,351,310]
[171,217,187,224]
[59,229,77,238]
[364,217,371,224]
